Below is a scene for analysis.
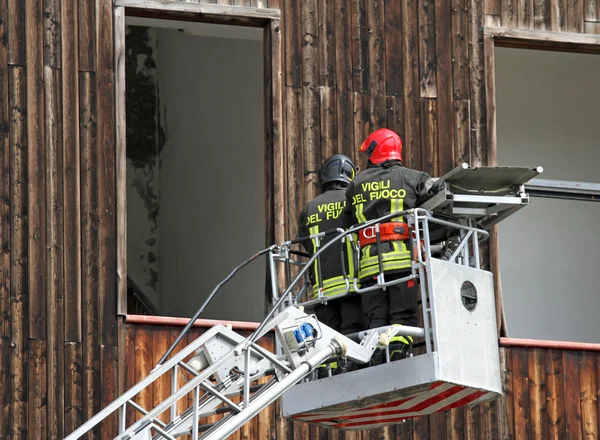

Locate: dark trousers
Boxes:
[361,275,418,328]
[315,295,364,335]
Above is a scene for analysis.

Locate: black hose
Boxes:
[157,247,274,365]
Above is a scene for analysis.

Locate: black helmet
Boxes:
[319,154,357,189]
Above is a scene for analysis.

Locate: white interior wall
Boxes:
[495,47,600,342]
[157,29,265,321]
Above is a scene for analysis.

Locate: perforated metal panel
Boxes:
[429,259,502,394]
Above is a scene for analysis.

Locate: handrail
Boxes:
[157,208,488,365]
[246,210,413,346]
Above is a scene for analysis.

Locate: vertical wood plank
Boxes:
[585,0,600,21]
[115,6,127,316]
[168,326,189,420]
[285,87,304,239]
[499,347,514,440]
[549,0,567,31]
[468,0,486,166]
[352,92,370,169]
[403,97,421,170]
[563,351,583,440]
[152,329,170,424]
[421,99,438,176]
[301,0,321,203]
[401,0,421,169]
[334,0,355,159]
[64,342,83,436]
[134,327,153,420]
[0,0,10,338]
[484,13,502,26]
[62,0,82,342]
[318,0,335,87]
[100,345,118,440]
[269,19,286,258]
[477,402,491,440]
[264,24,275,259]
[28,339,47,440]
[124,326,136,425]
[418,0,437,98]
[43,0,61,68]
[453,99,471,166]
[534,0,552,29]
[78,0,95,71]
[351,0,369,94]
[463,406,478,440]
[44,65,65,440]
[518,0,535,28]
[9,65,28,440]
[385,0,403,96]
[0,337,10,438]
[396,419,413,440]
[484,0,502,15]
[596,353,600,440]
[80,70,100,440]
[579,352,598,440]
[7,0,26,65]
[513,347,531,440]
[452,0,470,100]
[430,411,447,439]
[367,0,385,97]
[386,95,405,141]
[502,0,519,26]
[435,0,454,175]
[402,0,420,100]
[546,349,566,440]
[319,87,337,163]
[26,0,47,341]
[413,415,431,440]
[96,0,117,347]
[284,0,302,87]
[447,408,465,440]
[529,349,549,440]
[567,0,585,32]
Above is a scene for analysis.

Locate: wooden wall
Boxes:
[0,0,118,438]
[2,0,600,438]
[482,0,600,33]
[124,325,600,440]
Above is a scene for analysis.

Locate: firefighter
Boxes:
[342,128,438,363]
[298,154,363,376]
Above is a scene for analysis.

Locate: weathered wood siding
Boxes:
[0,0,117,438]
[124,325,600,440]
[2,0,600,438]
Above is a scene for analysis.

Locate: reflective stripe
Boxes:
[310,226,320,286]
[390,326,414,345]
[391,198,404,222]
[346,235,356,278]
[359,260,413,280]
[355,202,367,224]
[312,275,358,298]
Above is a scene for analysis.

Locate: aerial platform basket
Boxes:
[282,259,501,431]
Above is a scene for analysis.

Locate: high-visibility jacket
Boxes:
[342,161,437,281]
[298,188,357,298]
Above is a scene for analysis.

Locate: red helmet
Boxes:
[359,128,403,164]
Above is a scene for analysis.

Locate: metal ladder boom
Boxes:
[63,306,380,440]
